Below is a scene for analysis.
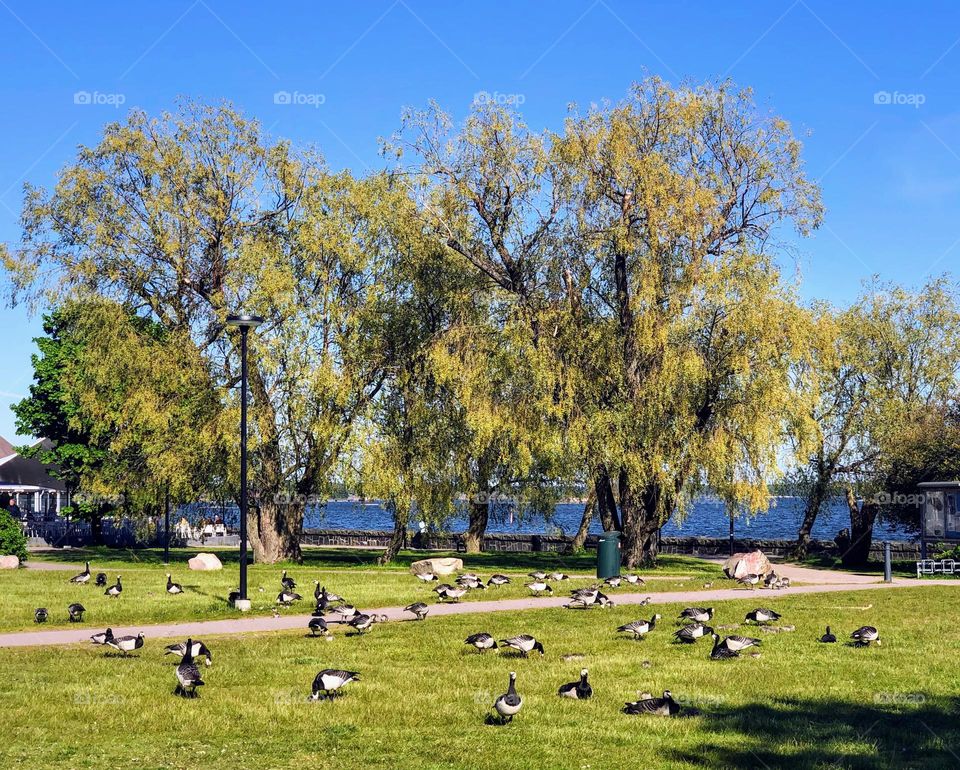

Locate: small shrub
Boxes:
[932,542,960,561]
[0,509,28,562]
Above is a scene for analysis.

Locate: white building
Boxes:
[0,436,69,518]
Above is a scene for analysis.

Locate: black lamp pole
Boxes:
[227,313,264,604]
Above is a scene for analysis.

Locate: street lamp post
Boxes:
[226,313,264,611]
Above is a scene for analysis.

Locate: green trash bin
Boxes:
[597,530,621,579]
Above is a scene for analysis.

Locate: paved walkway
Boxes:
[2,563,955,648]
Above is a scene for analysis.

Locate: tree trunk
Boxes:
[249,496,304,563]
[594,466,621,531]
[464,496,489,553]
[792,463,831,559]
[840,486,879,568]
[619,473,668,568]
[567,489,596,553]
[378,500,409,565]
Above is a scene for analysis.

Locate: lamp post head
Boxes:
[226,313,264,331]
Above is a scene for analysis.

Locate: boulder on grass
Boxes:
[410,557,463,576]
[188,552,223,571]
[723,550,772,579]
[0,555,19,569]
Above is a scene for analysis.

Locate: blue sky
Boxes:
[1,1,959,441]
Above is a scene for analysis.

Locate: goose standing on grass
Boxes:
[745,608,781,624]
[70,562,91,584]
[415,571,439,583]
[308,617,333,640]
[763,572,779,588]
[404,602,429,621]
[710,633,740,660]
[498,635,545,657]
[228,589,241,605]
[105,575,122,598]
[309,669,359,700]
[623,690,680,716]
[464,632,498,653]
[457,575,486,590]
[492,671,522,723]
[679,607,714,624]
[280,570,296,590]
[175,638,205,697]
[721,634,762,652]
[525,580,553,596]
[550,572,570,581]
[276,589,302,605]
[438,586,467,603]
[67,603,86,622]
[604,576,622,589]
[487,574,511,587]
[737,573,761,589]
[850,626,881,646]
[166,574,183,594]
[557,669,592,699]
[95,572,107,587]
[314,580,323,601]
[34,608,48,624]
[617,614,661,640]
[528,571,547,581]
[674,623,713,643]
[107,632,145,656]
[623,574,646,586]
[779,577,791,588]
[819,626,837,643]
[165,639,212,665]
[348,613,386,634]
[90,628,114,645]
[594,591,616,608]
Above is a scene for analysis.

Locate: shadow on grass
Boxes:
[669,696,960,769]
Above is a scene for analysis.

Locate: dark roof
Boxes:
[0,438,67,491]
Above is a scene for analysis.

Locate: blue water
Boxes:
[178,497,916,541]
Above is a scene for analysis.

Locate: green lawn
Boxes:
[2,586,959,769]
[1,547,718,632]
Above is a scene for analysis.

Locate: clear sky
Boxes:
[1,1,958,441]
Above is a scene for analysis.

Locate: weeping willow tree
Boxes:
[557,79,823,565]
[3,103,404,563]
[393,100,574,552]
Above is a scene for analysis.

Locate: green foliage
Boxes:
[0,508,28,561]
[932,542,960,560]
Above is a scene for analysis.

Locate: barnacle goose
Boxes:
[105,575,122,597]
[674,622,713,643]
[309,669,359,700]
[850,626,881,646]
[623,690,680,716]
[308,617,333,639]
[175,638,205,697]
[67,603,86,622]
[280,570,296,590]
[165,639,213,666]
[90,628,114,645]
[617,614,661,640]
[745,608,781,624]
[34,608,48,623]
[165,574,183,594]
[498,635,545,657]
[107,632,145,656]
[678,607,713,623]
[404,602,429,621]
[492,671,522,723]
[464,632,498,652]
[709,633,740,660]
[69,562,91,585]
[487,574,511,587]
[819,626,837,643]
[557,668,592,699]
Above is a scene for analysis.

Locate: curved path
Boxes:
[2,562,955,648]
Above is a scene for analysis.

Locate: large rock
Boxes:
[0,555,19,569]
[188,552,223,571]
[723,550,772,579]
[410,557,463,576]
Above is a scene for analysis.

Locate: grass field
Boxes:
[1,547,718,632]
[2,585,959,769]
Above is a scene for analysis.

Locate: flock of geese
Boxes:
[35,560,883,714]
